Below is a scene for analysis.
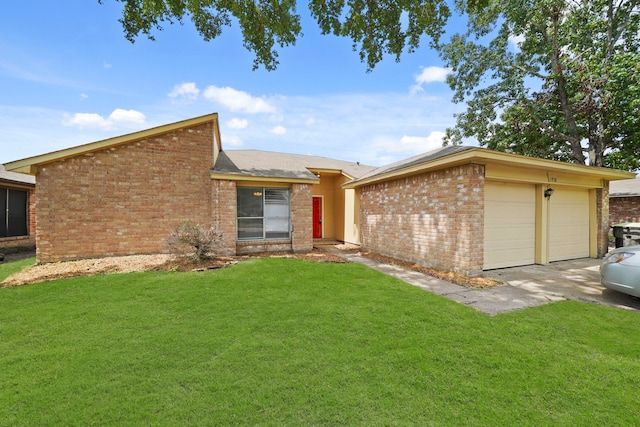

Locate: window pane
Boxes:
[0,189,6,238]
[238,218,263,240]
[7,189,27,237]
[264,189,290,239]
[237,187,263,218]
[236,187,291,240]
[265,188,289,204]
[265,218,289,239]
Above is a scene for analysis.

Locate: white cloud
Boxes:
[108,109,146,125]
[269,125,287,135]
[103,62,112,69]
[509,34,526,51]
[64,112,112,130]
[416,66,451,84]
[80,93,88,99]
[168,82,200,101]
[304,116,316,126]
[224,134,244,147]
[371,131,445,163]
[398,132,446,152]
[63,109,146,130]
[227,118,249,129]
[410,66,451,94]
[203,85,276,114]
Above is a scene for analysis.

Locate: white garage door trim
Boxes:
[549,188,590,262]
[484,182,536,270]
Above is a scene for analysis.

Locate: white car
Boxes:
[601,245,640,298]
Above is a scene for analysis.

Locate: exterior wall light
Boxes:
[544,187,555,199]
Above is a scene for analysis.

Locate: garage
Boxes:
[484,181,536,270]
[549,188,590,262]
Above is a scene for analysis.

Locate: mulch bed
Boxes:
[2,246,498,289]
[156,248,348,272]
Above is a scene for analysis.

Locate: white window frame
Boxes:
[237,187,291,241]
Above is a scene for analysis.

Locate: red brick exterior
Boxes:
[28,187,36,239]
[36,123,216,262]
[359,164,485,274]
[212,179,237,256]
[291,184,313,253]
[34,123,314,262]
[596,183,610,257]
[609,196,640,226]
[235,183,313,255]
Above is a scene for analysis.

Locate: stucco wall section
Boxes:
[36,123,215,263]
[359,164,485,274]
[291,183,313,253]
[609,196,640,226]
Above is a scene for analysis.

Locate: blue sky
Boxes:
[1,0,469,166]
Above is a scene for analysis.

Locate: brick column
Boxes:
[212,179,237,256]
[596,181,610,258]
[291,183,313,253]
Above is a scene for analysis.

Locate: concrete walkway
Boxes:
[324,246,640,315]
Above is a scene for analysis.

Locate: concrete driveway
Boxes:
[483,258,640,313]
[327,245,640,315]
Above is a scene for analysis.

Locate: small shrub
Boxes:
[167,221,222,261]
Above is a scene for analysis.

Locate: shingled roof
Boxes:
[610,178,640,197]
[349,145,474,183]
[0,165,35,186]
[212,149,376,181]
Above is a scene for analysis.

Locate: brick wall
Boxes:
[609,196,640,226]
[291,184,313,253]
[212,180,313,255]
[36,123,215,262]
[596,183,610,257]
[359,164,485,274]
[212,179,237,256]
[28,187,36,238]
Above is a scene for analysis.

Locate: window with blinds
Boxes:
[237,187,290,240]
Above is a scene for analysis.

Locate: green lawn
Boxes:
[1,257,639,426]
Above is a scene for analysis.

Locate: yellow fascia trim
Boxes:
[343,148,636,188]
[307,168,355,180]
[486,164,607,188]
[210,172,319,185]
[4,113,219,175]
[475,150,636,180]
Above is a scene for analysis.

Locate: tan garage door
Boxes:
[549,188,590,262]
[484,182,536,269]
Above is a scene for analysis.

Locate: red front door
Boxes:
[312,196,322,239]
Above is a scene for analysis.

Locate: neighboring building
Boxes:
[609,178,640,226]
[0,165,36,253]
[4,113,635,273]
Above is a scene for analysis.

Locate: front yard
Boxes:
[1,257,639,425]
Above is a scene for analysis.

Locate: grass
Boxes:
[0,257,35,282]
[1,257,639,426]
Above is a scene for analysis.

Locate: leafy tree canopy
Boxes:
[99,0,452,71]
[441,0,640,170]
